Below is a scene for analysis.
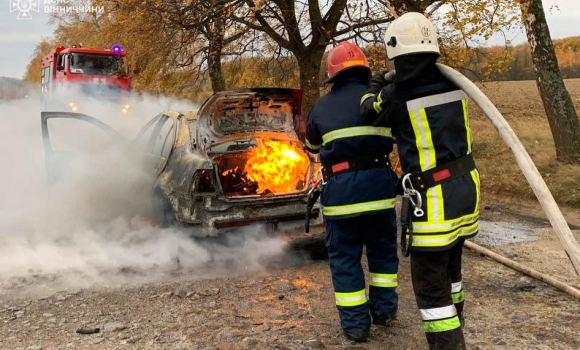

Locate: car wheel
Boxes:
[152,192,175,228]
[286,227,328,261]
[290,236,328,260]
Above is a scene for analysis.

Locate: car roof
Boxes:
[163,110,198,121]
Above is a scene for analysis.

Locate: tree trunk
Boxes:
[520,0,580,163]
[208,49,226,92]
[297,49,325,142]
[207,22,226,93]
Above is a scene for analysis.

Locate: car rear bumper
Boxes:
[178,196,320,233]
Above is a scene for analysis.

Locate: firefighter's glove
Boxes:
[384,70,396,83]
[368,70,392,94]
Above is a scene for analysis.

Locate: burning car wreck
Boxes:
[41,88,322,243]
[152,88,320,234]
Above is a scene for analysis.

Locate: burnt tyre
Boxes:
[290,236,328,260]
[285,225,328,261]
[152,191,175,228]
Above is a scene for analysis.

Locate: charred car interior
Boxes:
[200,89,310,197]
[211,138,310,197]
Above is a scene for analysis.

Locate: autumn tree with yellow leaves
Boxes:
[26,1,520,100]
[217,0,522,137]
[25,0,537,138]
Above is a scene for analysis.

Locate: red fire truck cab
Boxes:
[41,45,132,114]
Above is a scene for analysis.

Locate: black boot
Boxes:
[425,328,466,350]
[344,328,370,342]
[372,313,397,326]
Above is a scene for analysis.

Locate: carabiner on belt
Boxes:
[401,173,424,217]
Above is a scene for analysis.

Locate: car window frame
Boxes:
[134,114,162,150]
[150,115,174,157]
[160,116,179,159]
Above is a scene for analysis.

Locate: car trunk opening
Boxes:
[211,138,311,198]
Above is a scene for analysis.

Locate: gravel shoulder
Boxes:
[2,196,580,350]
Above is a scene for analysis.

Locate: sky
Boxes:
[0,0,579,80]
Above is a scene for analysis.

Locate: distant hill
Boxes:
[0,77,29,101]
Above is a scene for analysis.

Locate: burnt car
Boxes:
[41,88,323,245]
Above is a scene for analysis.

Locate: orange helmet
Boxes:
[325,42,370,83]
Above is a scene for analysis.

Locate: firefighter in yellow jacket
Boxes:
[360,12,480,349]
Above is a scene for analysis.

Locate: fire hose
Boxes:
[436,63,580,276]
[463,240,580,301]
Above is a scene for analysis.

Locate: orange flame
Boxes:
[245,139,310,193]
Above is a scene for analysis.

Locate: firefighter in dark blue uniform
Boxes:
[360,13,480,349]
[305,42,399,342]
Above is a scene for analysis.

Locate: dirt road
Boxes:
[1,199,580,350]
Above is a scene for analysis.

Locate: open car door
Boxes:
[132,112,178,176]
[40,111,124,189]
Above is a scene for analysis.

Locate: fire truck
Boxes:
[40,44,132,114]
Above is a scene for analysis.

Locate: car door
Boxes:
[41,111,124,188]
[133,113,177,175]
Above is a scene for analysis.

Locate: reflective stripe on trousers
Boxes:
[451,281,464,304]
[335,289,367,307]
[420,305,462,333]
[369,272,398,288]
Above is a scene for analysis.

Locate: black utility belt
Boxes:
[404,153,476,193]
[322,154,391,180]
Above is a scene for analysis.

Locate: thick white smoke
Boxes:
[0,93,288,297]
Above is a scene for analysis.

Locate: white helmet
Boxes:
[384,12,440,61]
